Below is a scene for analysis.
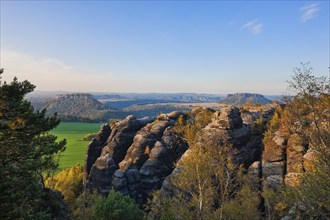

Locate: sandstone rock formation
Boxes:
[202,106,258,165]
[84,123,112,185]
[84,112,188,204]
[251,124,312,190]
[160,106,263,196]
[84,104,309,205]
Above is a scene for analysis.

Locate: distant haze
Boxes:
[1,1,329,95]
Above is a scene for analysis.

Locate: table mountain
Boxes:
[33,93,112,122]
[220,93,272,105]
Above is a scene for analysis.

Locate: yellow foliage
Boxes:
[275,202,287,214]
[45,163,83,205]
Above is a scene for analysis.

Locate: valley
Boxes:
[1,1,328,219]
[51,122,101,169]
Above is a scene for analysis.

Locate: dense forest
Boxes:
[0,63,329,219]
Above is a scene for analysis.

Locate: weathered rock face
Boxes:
[248,126,311,190]
[248,161,261,190]
[202,106,260,166]
[84,112,188,203]
[101,115,153,165]
[84,123,111,185]
[85,115,153,194]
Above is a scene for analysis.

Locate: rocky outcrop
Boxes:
[202,106,259,165]
[85,105,308,205]
[249,126,311,190]
[101,115,153,165]
[85,115,153,195]
[160,106,263,197]
[84,123,111,185]
[84,112,188,204]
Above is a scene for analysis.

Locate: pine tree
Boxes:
[0,69,66,219]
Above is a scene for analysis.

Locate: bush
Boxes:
[93,190,144,220]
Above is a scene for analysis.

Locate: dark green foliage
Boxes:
[93,190,144,220]
[0,70,66,219]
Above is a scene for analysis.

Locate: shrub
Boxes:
[93,190,144,220]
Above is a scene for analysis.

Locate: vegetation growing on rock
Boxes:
[262,63,330,218]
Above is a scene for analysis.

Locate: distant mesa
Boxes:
[220,93,272,105]
[33,93,114,122]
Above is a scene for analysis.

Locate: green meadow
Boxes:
[51,122,102,169]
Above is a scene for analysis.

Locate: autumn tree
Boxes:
[0,70,66,219]
[45,163,84,206]
[149,113,261,219]
[149,140,260,220]
[263,63,330,218]
[283,63,330,218]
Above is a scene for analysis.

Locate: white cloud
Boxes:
[241,19,263,35]
[300,3,319,22]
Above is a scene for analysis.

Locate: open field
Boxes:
[51,122,101,169]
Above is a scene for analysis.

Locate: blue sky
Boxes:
[1,1,329,95]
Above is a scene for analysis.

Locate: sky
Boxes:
[0,1,329,95]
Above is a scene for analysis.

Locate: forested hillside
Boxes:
[33,93,113,122]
